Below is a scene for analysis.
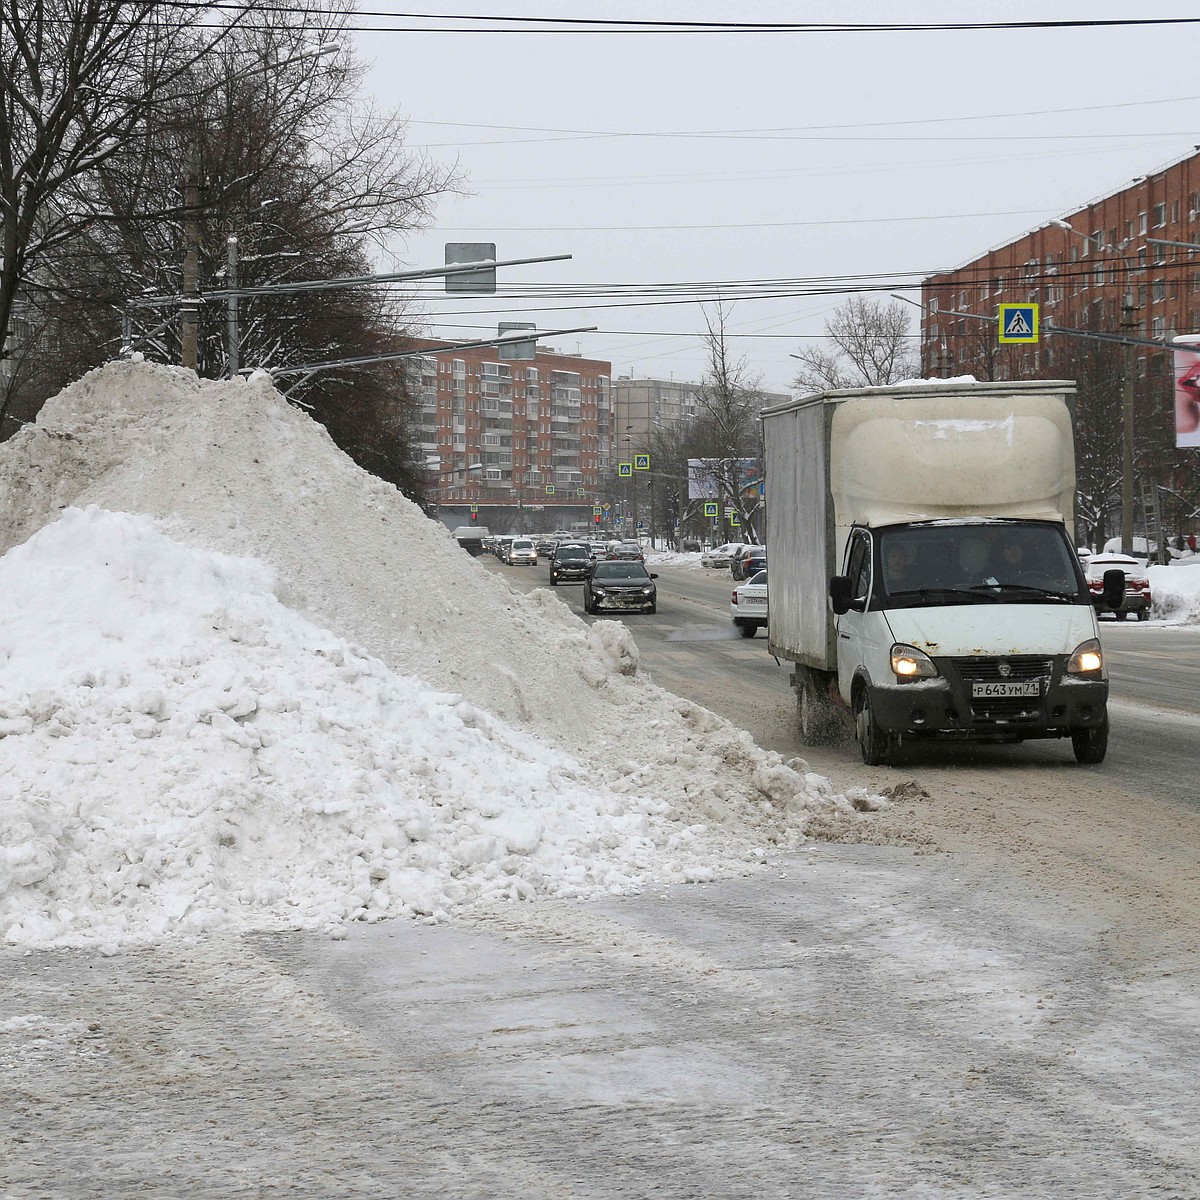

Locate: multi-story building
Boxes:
[611,377,702,447]
[920,148,1200,545]
[405,339,611,522]
[921,148,1200,379]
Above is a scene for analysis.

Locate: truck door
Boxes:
[836,529,888,704]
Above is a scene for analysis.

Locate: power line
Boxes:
[146,6,1200,37]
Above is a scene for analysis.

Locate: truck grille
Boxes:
[951,656,1055,724]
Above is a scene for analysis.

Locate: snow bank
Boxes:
[0,361,876,948]
[645,550,704,569]
[1149,559,1200,624]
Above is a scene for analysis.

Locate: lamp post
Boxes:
[1053,220,1139,555]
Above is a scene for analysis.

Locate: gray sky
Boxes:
[352,1,1200,391]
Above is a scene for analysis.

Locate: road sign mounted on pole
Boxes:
[618,462,633,477]
[545,484,556,495]
[998,303,1039,343]
[634,454,650,471]
[703,501,719,517]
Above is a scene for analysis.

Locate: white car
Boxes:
[702,542,745,569]
[507,537,538,566]
[730,568,768,637]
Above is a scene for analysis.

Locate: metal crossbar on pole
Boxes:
[125,253,573,310]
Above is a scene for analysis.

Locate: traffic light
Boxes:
[594,513,602,524]
[470,511,478,522]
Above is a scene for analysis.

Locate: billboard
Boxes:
[687,457,758,500]
[1173,335,1200,448]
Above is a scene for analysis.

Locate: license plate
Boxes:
[971,679,1042,698]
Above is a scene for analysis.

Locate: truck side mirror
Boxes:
[1100,568,1125,610]
[829,575,852,615]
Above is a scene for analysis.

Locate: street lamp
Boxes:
[1053,219,1139,555]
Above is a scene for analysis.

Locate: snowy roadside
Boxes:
[0,361,882,951]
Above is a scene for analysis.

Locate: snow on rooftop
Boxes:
[0,361,877,949]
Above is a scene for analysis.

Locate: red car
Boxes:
[1085,553,1151,620]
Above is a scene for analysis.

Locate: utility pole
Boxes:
[226,236,239,378]
[180,151,201,372]
[1121,289,1137,556]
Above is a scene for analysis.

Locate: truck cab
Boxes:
[829,517,1114,764]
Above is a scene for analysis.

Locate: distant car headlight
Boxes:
[1067,638,1104,675]
[641,586,654,595]
[891,643,938,681]
[591,586,606,595]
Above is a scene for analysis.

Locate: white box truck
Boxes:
[761,380,1124,765]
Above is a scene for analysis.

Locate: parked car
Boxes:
[549,542,593,585]
[1085,553,1151,620]
[507,536,538,566]
[730,568,768,637]
[583,561,658,614]
[731,545,766,581]
[608,541,645,562]
[701,542,745,569]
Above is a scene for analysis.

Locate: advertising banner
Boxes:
[687,457,758,500]
[1173,335,1200,448]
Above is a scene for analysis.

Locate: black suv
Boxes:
[549,543,592,585]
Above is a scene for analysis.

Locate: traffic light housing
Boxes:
[594,513,602,524]
[470,511,477,522]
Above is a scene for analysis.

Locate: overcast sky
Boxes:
[351,1,1200,391]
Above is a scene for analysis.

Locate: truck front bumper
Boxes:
[869,661,1108,741]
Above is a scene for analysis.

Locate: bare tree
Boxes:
[0,0,254,427]
[792,297,918,393]
[690,304,764,542]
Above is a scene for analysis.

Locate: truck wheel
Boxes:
[797,668,840,745]
[1072,713,1108,764]
[1136,607,1148,621]
[855,690,891,766]
[738,622,757,638]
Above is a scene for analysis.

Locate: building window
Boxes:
[1139,211,1148,234]
[1152,316,1165,338]
[1153,279,1166,302]
[1153,203,1166,228]
[1172,200,1181,224]
[1091,230,1104,251]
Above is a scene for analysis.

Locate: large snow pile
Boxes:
[0,361,875,949]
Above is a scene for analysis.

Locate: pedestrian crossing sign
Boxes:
[618,462,633,477]
[998,303,1039,343]
[634,454,650,470]
[545,484,555,495]
[703,501,719,517]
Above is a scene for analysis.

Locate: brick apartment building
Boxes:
[920,148,1200,543]
[922,148,1200,378]
[404,339,612,524]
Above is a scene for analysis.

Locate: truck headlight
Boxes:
[1067,638,1103,675]
[891,643,938,681]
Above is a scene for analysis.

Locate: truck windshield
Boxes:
[877,523,1085,608]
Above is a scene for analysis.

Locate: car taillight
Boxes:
[731,591,738,604]
[1087,579,1103,592]
[1130,578,1149,590]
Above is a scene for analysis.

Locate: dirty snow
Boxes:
[0,361,877,949]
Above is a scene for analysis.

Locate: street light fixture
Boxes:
[1053,219,1139,555]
